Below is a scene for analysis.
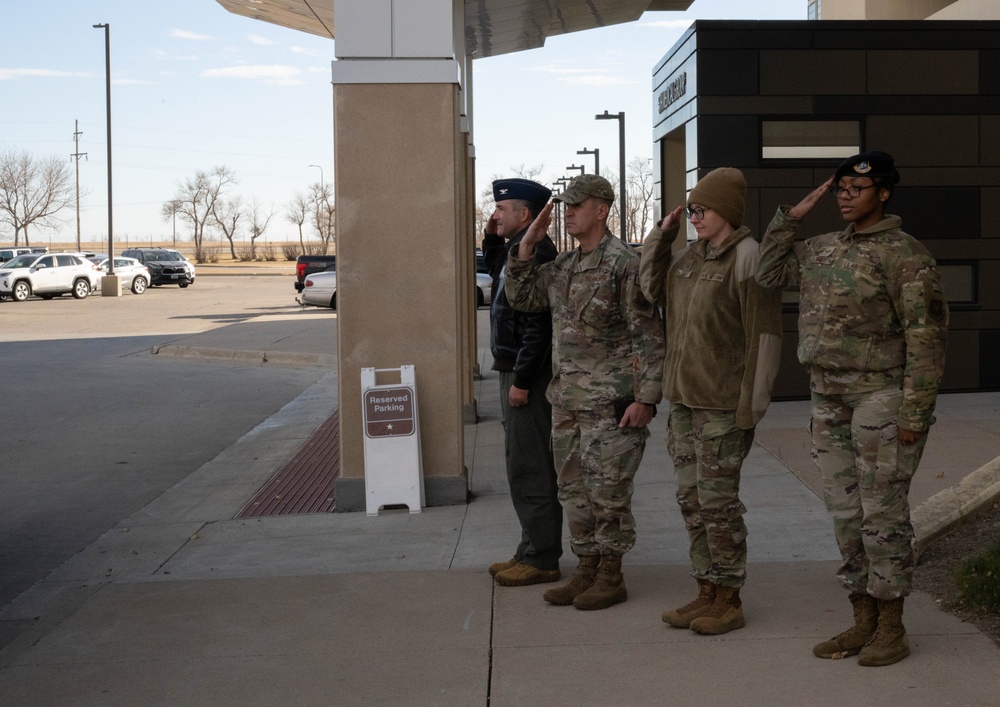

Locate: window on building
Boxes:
[808,0,821,20]
[762,120,859,159]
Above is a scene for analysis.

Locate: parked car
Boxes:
[0,247,33,263]
[120,248,193,287]
[294,254,336,292]
[299,270,337,309]
[94,256,150,294]
[476,272,493,308]
[0,252,99,301]
[164,249,196,281]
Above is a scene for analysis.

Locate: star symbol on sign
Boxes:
[387,424,394,430]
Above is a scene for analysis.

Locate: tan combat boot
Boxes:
[813,593,878,659]
[489,557,519,577]
[572,555,627,611]
[689,585,745,634]
[662,579,716,628]
[543,555,599,605]
[494,563,561,586]
[858,597,910,667]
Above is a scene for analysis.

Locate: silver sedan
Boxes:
[95,257,151,294]
[299,270,337,309]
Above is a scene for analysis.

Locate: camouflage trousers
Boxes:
[551,405,649,557]
[667,404,752,588]
[811,387,927,599]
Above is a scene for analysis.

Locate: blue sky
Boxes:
[0,0,804,246]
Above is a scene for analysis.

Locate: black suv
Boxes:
[121,248,194,288]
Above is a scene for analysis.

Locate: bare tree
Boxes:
[160,199,183,249]
[211,196,243,260]
[308,182,335,253]
[602,171,621,239]
[625,157,654,242]
[170,166,237,262]
[246,198,274,259]
[285,191,309,251]
[0,149,73,246]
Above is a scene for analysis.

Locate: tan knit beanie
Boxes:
[688,167,746,228]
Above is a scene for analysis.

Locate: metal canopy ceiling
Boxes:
[215,0,693,58]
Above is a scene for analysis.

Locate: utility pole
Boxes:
[71,120,87,252]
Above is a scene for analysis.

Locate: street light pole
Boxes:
[308,164,324,189]
[94,22,114,276]
[555,177,573,251]
[577,147,599,176]
[566,164,585,176]
[596,110,626,241]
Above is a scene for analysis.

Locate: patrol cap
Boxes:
[834,150,900,186]
[492,178,552,206]
[553,174,615,205]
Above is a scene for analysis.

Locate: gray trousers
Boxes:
[499,369,563,570]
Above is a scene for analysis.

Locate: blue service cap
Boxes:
[492,178,552,205]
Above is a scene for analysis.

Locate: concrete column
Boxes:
[332,0,473,510]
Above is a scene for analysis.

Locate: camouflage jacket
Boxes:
[757,206,948,432]
[640,222,783,430]
[505,235,665,412]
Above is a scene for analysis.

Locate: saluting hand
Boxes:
[658,205,685,231]
[517,202,553,261]
[788,177,834,220]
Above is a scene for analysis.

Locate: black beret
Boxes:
[834,151,900,186]
[492,178,552,205]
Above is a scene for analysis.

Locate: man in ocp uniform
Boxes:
[505,175,665,611]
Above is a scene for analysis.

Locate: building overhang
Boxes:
[214,0,693,58]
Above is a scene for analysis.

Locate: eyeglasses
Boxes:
[685,205,707,220]
[829,184,878,198]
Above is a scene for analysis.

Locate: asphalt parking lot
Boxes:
[0,275,333,642]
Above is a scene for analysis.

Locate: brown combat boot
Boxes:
[662,579,716,628]
[494,563,561,587]
[489,557,519,577]
[689,585,745,634]
[543,555,600,605]
[572,555,627,611]
[858,597,910,667]
[813,593,878,659]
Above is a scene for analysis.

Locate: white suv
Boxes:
[0,252,100,301]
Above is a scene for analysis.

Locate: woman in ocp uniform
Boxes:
[756,151,948,667]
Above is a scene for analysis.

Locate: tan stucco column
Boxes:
[331,0,473,510]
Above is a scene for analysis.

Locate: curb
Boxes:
[151,344,336,368]
[913,456,1000,556]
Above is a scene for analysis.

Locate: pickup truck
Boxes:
[294,254,336,292]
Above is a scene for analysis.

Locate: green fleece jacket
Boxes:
[640,223,783,430]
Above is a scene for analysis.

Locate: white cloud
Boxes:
[521,63,637,86]
[0,68,91,80]
[200,64,304,85]
[564,74,640,87]
[170,28,212,41]
[247,34,275,46]
[290,46,319,57]
[526,63,604,76]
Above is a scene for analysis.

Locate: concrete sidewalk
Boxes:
[1,312,998,706]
